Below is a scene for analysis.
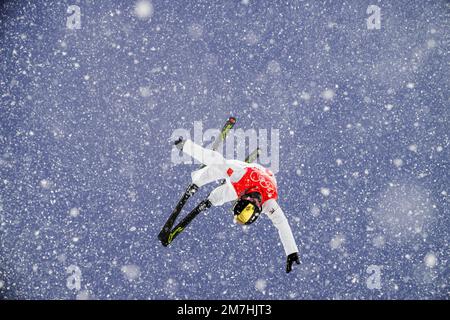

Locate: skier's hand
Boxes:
[286,252,300,273]
[174,136,185,151]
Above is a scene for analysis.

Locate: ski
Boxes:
[163,199,211,246]
[244,147,261,164]
[162,147,261,246]
[158,117,236,245]
[157,184,198,243]
[203,116,236,168]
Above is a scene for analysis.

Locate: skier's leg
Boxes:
[183,139,226,166]
[208,182,238,206]
[190,164,228,187]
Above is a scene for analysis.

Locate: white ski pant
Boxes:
[183,139,238,206]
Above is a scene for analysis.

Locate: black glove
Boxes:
[286,252,300,273]
[174,136,185,151]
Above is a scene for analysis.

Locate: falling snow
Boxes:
[320,188,331,197]
[0,0,448,300]
[255,279,267,293]
[120,264,141,281]
[424,253,437,268]
[69,207,80,218]
[134,0,154,20]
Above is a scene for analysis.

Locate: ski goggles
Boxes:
[233,201,260,225]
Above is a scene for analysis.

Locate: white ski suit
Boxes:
[182,139,299,256]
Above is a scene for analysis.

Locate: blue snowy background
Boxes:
[1,0,449,299]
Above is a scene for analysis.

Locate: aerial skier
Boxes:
[158,117,300,273]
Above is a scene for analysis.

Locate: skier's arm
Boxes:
[263,199,299,256]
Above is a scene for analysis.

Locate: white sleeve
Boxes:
[263,199,299,256]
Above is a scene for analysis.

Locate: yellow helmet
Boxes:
[233,192,262,225]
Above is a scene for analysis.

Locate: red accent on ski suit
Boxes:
[228,166,278,204]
